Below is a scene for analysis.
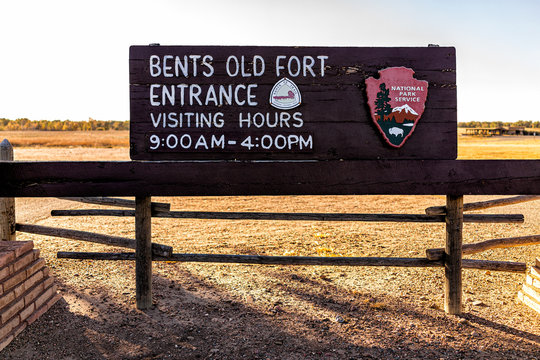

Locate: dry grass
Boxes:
[458,129,540,159]
[0,130,129,147]
[3,129,539,159]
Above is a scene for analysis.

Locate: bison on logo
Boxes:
[365,67,428,148]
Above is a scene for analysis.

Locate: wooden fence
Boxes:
[2,140,539,314]
[2,45,538,319]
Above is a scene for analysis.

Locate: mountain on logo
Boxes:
[392,104,418,115]
[389,104,418,124]
[365,67,429,148]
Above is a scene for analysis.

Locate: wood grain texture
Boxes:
[15,223,172,257]
[49,209,524,224]
[58,252,444,267]
[461,259,526,273]
[445,195,463,315]
[425,195,540,215]
[130,46,456,160]
[0,139,15,241]
[426,234,540,260]
[135,196,152,310]
[55,252,526,273]
[129,46,457,84]
[129,122,456,161]
[58,197,171,212]
[1,160,539,197]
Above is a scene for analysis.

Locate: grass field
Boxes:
[2,129,539,159]
[0,130,129,147]
[458,129,540,159]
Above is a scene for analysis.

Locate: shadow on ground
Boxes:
[2,265,539,360]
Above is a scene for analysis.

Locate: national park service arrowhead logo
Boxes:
[270,78,301,110]
[365,67,428,148]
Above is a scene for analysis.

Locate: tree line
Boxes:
[3,117,538,131]
[0,118,129,131]
[458,120,540,128]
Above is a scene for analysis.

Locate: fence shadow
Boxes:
[3,264,539,360]
[463,313,540,344]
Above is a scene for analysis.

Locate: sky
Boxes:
[1,0,539,122]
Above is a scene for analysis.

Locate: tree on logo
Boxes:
[375,83,392,121]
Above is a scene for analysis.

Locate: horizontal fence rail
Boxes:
[425,195,540,215]
[55,252,528,273]
[1,160,540,197]
[58,197,171,212]
[50,209,525,223]
[426,234,540,260]
[16,223,173,257]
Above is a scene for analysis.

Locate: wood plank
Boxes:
[130,46,456,161]
[55,252,526,273]
[445,195,463,315]
[129,122,457,161]
[135,196,152,310]
[15,223,172,257]
[58,253,444,267]
[425,195,540,215]
[0,139,12,162]
[0,139,15,241]
[460,259,525,273]
[130,46,456,83]
[1,160,540,197]
[50,209,524,224]
[129,87,457,123]
[57,197,171,212]
[425,234,540,260]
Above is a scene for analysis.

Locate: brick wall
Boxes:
[0,241,61,351]
[518,257,540,315]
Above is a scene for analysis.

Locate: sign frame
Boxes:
[129,45,456,161]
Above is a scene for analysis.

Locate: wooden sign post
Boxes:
[0,139,15,241]
[135,196,152,309]
[445,195,464,314]
[128,44,462,312]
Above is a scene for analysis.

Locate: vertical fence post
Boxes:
[0,139,15,241]
[135,196,152,309]
[445,195,463,315]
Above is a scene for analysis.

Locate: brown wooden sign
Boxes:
[130,45,456,160]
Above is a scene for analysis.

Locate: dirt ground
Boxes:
[2,147,540,359]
